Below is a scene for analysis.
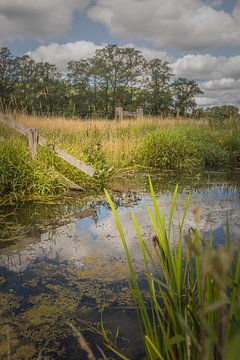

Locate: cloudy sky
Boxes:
[1,0,240,107]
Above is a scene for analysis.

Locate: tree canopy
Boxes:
[0,44,208,118]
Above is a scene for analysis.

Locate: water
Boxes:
[0,170,240,359]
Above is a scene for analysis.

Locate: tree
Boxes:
[172,78,203,116]
[13,55,39,113]
[144,59,173,116]
[35,62,61,115]
[67,59,93,117]
[205,105,239,121]
[0,47,19,112]
[0,45,210,119]
[90,45,145,117]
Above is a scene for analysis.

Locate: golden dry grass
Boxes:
[15,114,205,167]
[16,114,201,132]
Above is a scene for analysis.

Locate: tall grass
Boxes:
[0,135,66,197]
[136,126,232,170]
[1,114,239,199]
[105,179,240,360]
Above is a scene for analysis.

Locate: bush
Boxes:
[136,127,229,171]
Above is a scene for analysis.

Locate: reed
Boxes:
[105,179,240,360]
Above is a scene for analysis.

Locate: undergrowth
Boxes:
[1,115,240,199]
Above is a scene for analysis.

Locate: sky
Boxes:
[0,0,240,108]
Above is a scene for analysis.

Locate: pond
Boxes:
[0,170,240,359]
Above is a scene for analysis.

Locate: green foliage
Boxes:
[171,77,203,116]
[206,105,240,125]
[83,142,114,185]
[0,136,34,196]
[0,45,205,118]
[143,58,173,116]
[0,132,66,197]
[136,126,230,170]
[105,179,240,360]
[136,128,201,170]
[222,132,240,164]
[1,118,239,199]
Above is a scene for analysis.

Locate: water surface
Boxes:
[0,170,240,359]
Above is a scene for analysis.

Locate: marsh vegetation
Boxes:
[0,114,240,201]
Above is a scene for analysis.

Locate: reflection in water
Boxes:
[1,185,240,273]
[0,173,240,359]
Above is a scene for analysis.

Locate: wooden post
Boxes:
[0,115,96,177]
[176,108,180,119]
[115,107,123,121]
[28,128,39,159]
[137,107,143,119]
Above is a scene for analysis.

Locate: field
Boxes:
[0,114,240,200]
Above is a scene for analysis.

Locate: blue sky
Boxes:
[1,0,240,107]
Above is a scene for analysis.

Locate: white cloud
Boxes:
[196,78,240,107]
[123,43,174,63]
[0,0,89,45]
[87,0,240,50]
[172,54,240,107]
[172,54,240,81]
[27,41,102,71]
[27,41,174,70]
[28,40,240,108]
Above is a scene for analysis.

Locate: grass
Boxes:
[104,179,240,360]
[0,114,239,199]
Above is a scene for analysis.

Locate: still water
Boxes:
[0,170,240,359]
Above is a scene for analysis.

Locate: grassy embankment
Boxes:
[0,114,239,200]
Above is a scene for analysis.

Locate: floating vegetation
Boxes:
[0,254,135,358]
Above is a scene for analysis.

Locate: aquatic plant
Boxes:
[105,179,240,360]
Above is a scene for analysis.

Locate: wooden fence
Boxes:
[115,107,143,121]
[0,114,96,191]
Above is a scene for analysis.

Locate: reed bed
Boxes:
[104,179,240,360]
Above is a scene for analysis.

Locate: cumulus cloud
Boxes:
[172,54,240,81]
[0,0,89,45]
[172,54,240,107]
[27,41,173,71]
[196,78,240,107]
[28,40,240,108]
[123,43,174,63]
[87,0,240,50]
[27,41,102,71]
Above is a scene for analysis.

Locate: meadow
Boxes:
[0,114,239,200]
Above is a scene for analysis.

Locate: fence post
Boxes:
[115,107,123,121]
[137,107,144,119]
[28,128,39,159]
[176,108,180,119]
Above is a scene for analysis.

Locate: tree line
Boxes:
[1,44,237,119]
